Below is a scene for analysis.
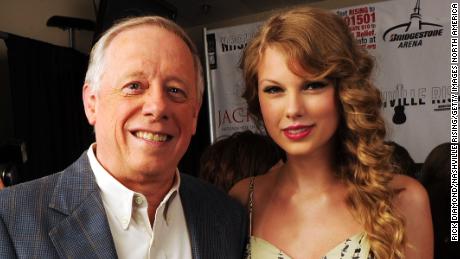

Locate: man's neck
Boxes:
[119,170,177,223]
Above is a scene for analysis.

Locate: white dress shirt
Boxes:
[87,144,192,259]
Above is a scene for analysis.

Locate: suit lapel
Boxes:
[180,176,204,259]
[180,174,225,259]
[48,153,117,259]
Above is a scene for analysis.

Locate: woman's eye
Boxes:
[262,86,283,94]
[303,81,328,90]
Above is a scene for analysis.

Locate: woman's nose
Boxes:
[285,93,305,119]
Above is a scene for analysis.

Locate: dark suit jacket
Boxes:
[0,152,247,259]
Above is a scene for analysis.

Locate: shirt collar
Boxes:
[87,143,181,229]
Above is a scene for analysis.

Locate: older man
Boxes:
[0,16,247,259]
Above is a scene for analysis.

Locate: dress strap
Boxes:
[248,176,255,236]
[246,176,256,259]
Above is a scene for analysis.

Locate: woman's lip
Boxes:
[283,125,312,130]
[282,125,313,140]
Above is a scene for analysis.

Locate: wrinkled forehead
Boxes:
[103,23,193,61]
[105,26,195,71]
[97,25,201,101]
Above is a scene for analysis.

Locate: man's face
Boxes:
[83,25,199,180]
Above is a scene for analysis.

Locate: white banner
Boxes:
[205,0,450,162]
[336,0,450,162]
[205,22,262,141]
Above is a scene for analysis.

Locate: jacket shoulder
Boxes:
[0,171,61,210]
[0,152,92,212]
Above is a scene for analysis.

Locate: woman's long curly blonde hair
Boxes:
[241,7,406,259]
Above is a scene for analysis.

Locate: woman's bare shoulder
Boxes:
[229,162,282,206]
[228,177,252,206]
[391,174,434,258]
[391,174,430,209]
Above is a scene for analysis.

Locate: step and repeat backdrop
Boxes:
[204,0,451,162]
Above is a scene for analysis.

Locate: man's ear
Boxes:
[82,84,97,125]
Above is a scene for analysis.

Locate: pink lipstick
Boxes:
[282,125,313,140]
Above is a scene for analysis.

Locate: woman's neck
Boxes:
[278,144,340,195]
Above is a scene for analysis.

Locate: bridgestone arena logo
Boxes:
[388,30,443,41]
[383,0,443,48]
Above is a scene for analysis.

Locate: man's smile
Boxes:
[133,131,172,142]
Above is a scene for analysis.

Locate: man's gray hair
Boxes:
[84,16,204,104]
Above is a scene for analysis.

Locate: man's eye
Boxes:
[121,82,143,95]
[262,86,283,94]
[167,87,188,102]
[127,82,141,90]
[303,81,328,90]
[168,87,182,94]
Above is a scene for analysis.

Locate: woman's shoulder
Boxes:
[228,177,252,206]
[390,174,430,218]
[229,162,282,206]
[390,173,434,258]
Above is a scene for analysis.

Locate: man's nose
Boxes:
[285,92,305,119]
[142,86,168,121]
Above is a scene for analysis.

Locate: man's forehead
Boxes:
[102,26,195,81]
[107,26,193,63]
[108,25,182,50]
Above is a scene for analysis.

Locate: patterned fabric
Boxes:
[0,151,248,259]
[321,233,374,259]
[249,233,373,259]
[246,177,373,259]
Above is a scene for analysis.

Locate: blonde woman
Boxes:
[230,7,433,259]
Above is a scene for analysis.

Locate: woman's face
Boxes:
[257,46,340,158]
